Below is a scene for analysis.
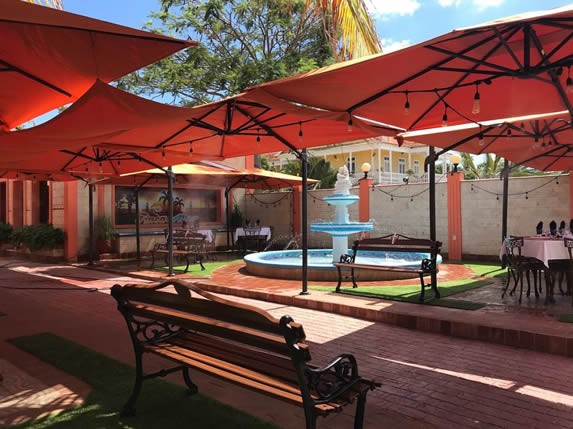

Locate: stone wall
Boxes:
[244,174,568,258]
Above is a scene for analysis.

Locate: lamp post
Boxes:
[361,162,371,180]
[450,154,461,174]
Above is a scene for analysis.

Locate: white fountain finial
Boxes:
[334,165,352,195]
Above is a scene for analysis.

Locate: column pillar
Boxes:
[64,181,78,262]
[569,171,573,219]
[359,178,372,222]
[292,185,302,236]
[97,183,106,217]
[447,171,463,261]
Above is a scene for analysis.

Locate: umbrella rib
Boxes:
[348,25,515,115]
[0,58,71,97]
[234,104,298,153]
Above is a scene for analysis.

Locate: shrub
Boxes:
[94,215,116,241]
[11,224,65,251]
[0,222,13,243]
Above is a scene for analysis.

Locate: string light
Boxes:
[404,91,410,115]
[507,128,512,136]
[525,192,529,200]
[162,147,166,160]
[441,104,448,127]
[496,195,499,201]
[256,129,261,143]
[99,162,103,173]
[567,66,573,94]
[298,122,303,142]
[189,144,193,153]
[347,117,353,132]
[472,83,481,114]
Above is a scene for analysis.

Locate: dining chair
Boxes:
[502,237,547,303]
[547,238,573,301]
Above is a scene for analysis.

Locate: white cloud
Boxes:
[381,38,412,53]
[369,0,421,17]
[472,0,504,11]
[438,0,462,7]
[436,0,504,10]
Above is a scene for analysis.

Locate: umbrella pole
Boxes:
[428,146,437,290]
[300,149,309,295]
[87,183,94,266]
[167,167,175,277]
[501,158,509,268]
[225,188,231,251]
[135,188,141,267]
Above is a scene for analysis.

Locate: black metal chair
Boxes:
[547,238,573,304]
[238,226,265,253]
[502,237,547,303]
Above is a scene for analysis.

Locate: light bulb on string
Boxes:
[189,144,193,154]
[567,66,573,94]
[507,127,512,136]
[472,83,481,114]
[347,117,353,132]
[478,128,484,146]
[404,91,410,115]
[298,122,303,142]
[162,147,166,160]
[99,162,103,174]
[525,192,529,200]
[256,129,261,143]
[441,105,448,127]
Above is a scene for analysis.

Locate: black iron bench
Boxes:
[111,280,379,428]
[334,233,441,302]
[150,230,206,273]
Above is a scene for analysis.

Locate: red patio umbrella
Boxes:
[248,5,573,132]
[1,0,195,130]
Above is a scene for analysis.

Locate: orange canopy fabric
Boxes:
[117,163,318,189]
[402,112,573,171]
[249,5,573,132]
[0,81,386,177]
[1,0,195,129]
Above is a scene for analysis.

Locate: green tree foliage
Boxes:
[459,153,547,179]
[119,0,334,105]
[281,156,336,188]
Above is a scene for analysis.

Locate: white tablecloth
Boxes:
[234,227,272,243]
[500,237,570,267]
[197,229,214,243]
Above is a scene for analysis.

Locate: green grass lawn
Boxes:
[156,259,244,276]
[10,333,276,429]
[310,262,505,311]
[558,313,573,323]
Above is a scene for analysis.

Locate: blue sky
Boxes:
[63,0,570,51]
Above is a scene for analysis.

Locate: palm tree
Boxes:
[460,153,503,179]
[24,0,64,8]
[307,0,382,60]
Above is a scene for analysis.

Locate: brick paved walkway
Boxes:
[1,258,573,428]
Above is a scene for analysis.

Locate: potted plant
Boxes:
[230,203,244,229]
[10,224,65,260]
[94,215,116,254]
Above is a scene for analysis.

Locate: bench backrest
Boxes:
[352,233,441,256]
[111,280,310,387]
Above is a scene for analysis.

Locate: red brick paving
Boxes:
[1,257,573,428]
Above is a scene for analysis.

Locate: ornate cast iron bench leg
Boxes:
[121,347,144,417]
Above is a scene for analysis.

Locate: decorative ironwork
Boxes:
[305,354,360,403]
[339,253,354,264]
[129,317,182,345]
[421,258,436,272]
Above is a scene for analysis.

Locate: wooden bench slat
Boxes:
[121,287,283,335]
[173,333,298,382]
[127,303,289,355]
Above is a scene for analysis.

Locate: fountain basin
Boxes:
[244,249,442,282]
[310,222,373,236]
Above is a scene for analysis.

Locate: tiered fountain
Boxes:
[244,165,439,281]
[310,165,373,262]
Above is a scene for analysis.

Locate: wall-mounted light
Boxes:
[361,162,371,179]
[450,153,461,174]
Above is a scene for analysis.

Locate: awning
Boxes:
[1,0,195,129]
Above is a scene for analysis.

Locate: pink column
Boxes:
[569,171,573,219]
[447,172,463,261]
[359,178,372,222]
[64,181,78,262]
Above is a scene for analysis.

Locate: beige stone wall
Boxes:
[243,174,568,257]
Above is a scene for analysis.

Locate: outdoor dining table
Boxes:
[233,226,272,243]
[520,236,570,267]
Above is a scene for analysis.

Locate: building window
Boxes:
[347,157,356,174]
[413,160,420,175]
[398,158,406,174]
[383,156,390,172]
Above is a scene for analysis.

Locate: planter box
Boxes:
[9,246,65,263]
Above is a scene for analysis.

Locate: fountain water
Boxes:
[309,165,373,262]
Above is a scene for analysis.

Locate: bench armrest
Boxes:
[304,353,362,404]
[339,253,354,264]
